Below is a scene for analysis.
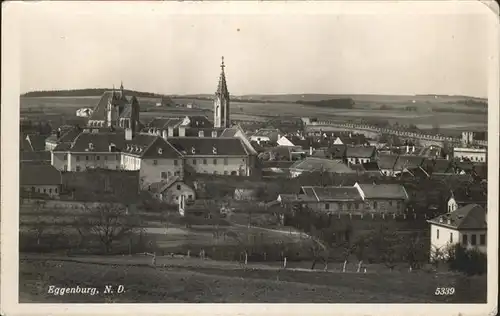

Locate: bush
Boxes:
[447,244,487,276]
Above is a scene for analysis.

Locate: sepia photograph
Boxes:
[1,1,498,315]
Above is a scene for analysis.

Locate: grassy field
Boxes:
[20,94,487,132]
[19,257,486,303]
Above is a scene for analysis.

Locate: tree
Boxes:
[368,225,402,270]
[403,232,428,269]
[81,203,142,254]
[447,244,487,276]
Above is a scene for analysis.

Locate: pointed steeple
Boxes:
[120,80,124,95]
[216,56,229,98]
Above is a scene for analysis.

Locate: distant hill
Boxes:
[21,89,165,98]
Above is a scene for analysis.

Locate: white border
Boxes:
[1,1,498,316]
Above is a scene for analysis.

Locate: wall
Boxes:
[365,199,406,214]
[140,158,183,188]
[459,230,487,254]
[430,224,459,260]
[20,198,124,211]
[162,182,196,205]
[69,152,121,171]
[21,185,61,198]
[183,156,249,176]
[51,152,67,171]
[305,199,405,214]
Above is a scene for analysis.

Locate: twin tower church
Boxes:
[87,56,232,131]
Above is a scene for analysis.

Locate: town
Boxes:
[19,57,488,303]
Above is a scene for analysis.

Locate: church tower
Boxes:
[214,56,230,128]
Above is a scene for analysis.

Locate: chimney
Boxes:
[309,146,313,156]
[162,129,168,141]
[406,145,409,154]
[179,126,186,137]
[125,128,133,141]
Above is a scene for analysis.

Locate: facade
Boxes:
[345,146,376,165]
[167,137,254,176]
[295,186,365,213]
[453,147,487,163]
[150,177,196,205]
[428,204,487,261]
[214,57,231,128]
[20,163,62,198]
[354,182,409,214]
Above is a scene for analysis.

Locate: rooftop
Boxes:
[300,186,363,202]
[356,183,409,200]
[428,204,486,230]
[290,157,355,174]
[167,137,249,156]
[345,146,376,158]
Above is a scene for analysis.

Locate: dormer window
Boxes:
[212,146,217,155]
[191,147,196,154]
[89,143,94,150]
[199,130,205,137]
[212,131,218,138]
[158,148,163,155]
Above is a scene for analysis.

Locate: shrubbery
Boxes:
[447,244,487,276]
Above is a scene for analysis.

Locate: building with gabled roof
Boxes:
[51,129,184,188]
[289,157,354,178]
[345,146,377,165]
[20,163,62,198]
[354,182,409,214]
[149,176,196,205]
[427,204,487,260]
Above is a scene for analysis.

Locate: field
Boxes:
[20,94,487,132]
[19,257,487,303]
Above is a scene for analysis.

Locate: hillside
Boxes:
[22,89,165,98]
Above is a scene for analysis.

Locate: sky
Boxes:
[18,2,493,98]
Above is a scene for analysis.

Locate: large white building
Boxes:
[427,204,487,261]
[453,147,487,163]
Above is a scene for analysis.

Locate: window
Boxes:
[177,184,181,190]
[436,229,439,239]
[462,234,468,245]
[193,159,197,165]
[174,171,180,176]
[373,201,378,209]
[161,172,167,179]
[55,188,58,193]
[49,188,52,193]
[224,158,228,165]
[480,234,486,245]
[389,201,393,207]
[76,156,80,161]
[174,159,178,166]
[96,155,100,161]
[43,188,46,193]
[85,156,89,161]
[153,160,158,165]
[188,194,193,200]
[471,234,477,245]
[213,159,217,165]
[76,166,81,171]
[450,233,453,243]
[203,159,207,165]
[325,203,330,210]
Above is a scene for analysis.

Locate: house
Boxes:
[20,163,62,198]
[377,154,399,176]
[354,182,409,214]
[178,196,219,218]
[423,159,455,176]
[51,129,184,188]
[453,147,487,163]
[333,134,369,146]
[345,146,376,165]
[392,155,426,176]
[447,186,487,213]
[146,117,185,137]
[250,128,283,144]
[289,157,355,178]
[292,186,365,213]
[427,204,487,260]
[277,135,295,147]
[45,125,83,151]
[149,176,196,205]
[24,134,47,152]
[20,151,51,164]
[167,137,255,176]
[311,145,347,161]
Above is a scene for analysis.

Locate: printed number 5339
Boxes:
[435,287,455,295]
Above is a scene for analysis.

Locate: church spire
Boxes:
[216,56,229,98]
[120,80,124,95]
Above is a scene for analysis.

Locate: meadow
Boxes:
[20,94,487,133]
[19,257,486,303]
